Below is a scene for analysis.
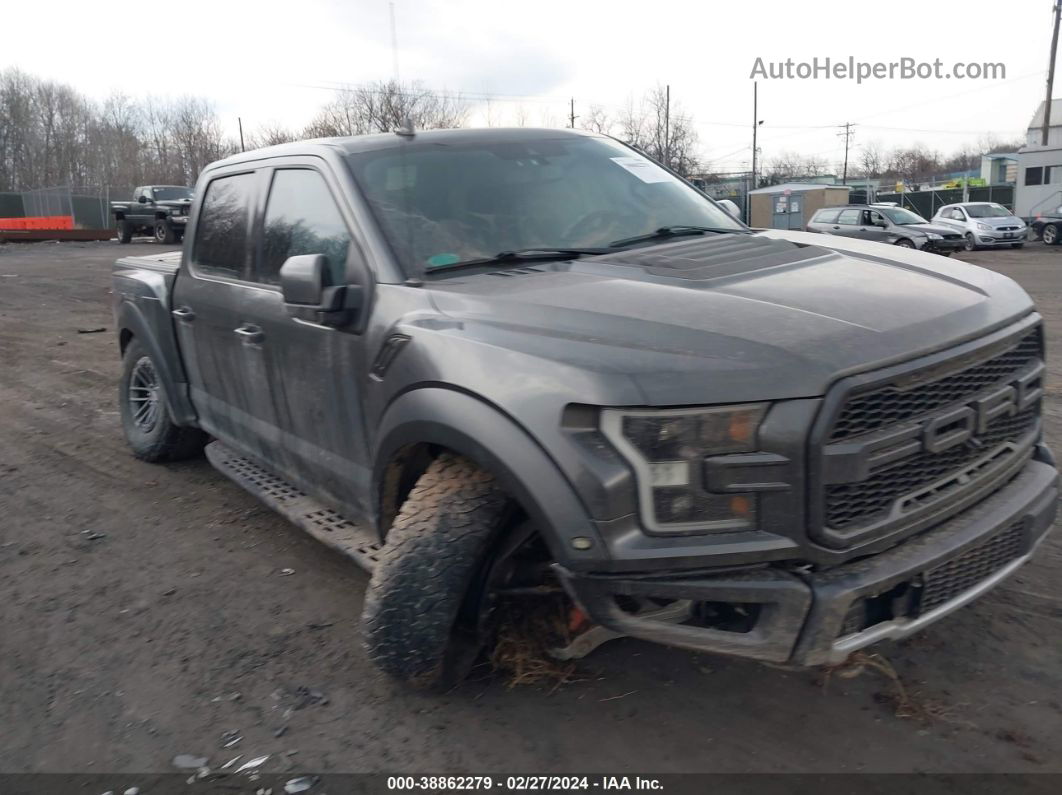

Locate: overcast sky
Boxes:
[3,0,1058,173]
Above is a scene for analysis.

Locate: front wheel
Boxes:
[119,339,206,462]
[894,238,914,248]
[362,453,545,690]
[154,219,177,244]
[964,233,977,251]
[1043,223,1059,245]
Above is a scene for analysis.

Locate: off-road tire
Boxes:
[117,219,133,244]
[119,338,206,462]
[154,219,177,245]
[363,453,511,690]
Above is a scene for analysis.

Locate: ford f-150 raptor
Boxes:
[112,185,193,244]
[111,128,1057,689]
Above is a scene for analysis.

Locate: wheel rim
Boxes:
[155,223,166,242]
[128,357,161,432]
[964,233,975,251]
[117,222,124,238]
[897,239,913,248]
[1045,226,1057,245]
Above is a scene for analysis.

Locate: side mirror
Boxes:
[137,195,149,204]
[279,254,363,327]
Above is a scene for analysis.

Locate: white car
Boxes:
[930,202,1027,251]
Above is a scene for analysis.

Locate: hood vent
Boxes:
[589,234,830,281]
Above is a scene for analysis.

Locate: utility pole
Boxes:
[389,1,401,82]
[1043,1,1061,145]
[238,117,245,152]
[751,81,759,191]
[569,98,577,128]
[664,84,670,169]
[838,122,855,184]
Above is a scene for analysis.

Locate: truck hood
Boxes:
[427,229,1034,405]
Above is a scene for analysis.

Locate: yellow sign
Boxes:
[895,182,904,193]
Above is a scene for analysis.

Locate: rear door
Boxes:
[832,208,861,237]
[171,170,267,448]
[807,208,840,233]
[238,162,375,519]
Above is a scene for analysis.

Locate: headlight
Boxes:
[170,207,184,216]
[600,404,766,534]
[977,222,992,231]
[925,233,941,240]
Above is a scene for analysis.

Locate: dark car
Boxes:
[806,204,964,255]
[1028,205,1062,245]
[111,128,1057,690]
[112,185,194,244]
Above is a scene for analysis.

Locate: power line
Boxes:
[837,122,856,184]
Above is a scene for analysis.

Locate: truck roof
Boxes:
[214,127,603,167]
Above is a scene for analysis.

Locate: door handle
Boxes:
[171,306,195,320]
[234,324,265,343]
[832,225,841,230]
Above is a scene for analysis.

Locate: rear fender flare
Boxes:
[373,387,607,569]
[115,299,197,426]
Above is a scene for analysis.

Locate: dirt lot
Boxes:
[1,239,1060,775]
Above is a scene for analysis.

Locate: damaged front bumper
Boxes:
[557,456,1058,667]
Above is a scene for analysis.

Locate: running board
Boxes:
[205,441,381,572]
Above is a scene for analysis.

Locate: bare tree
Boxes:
[615,85,700,176]
[580,104,612,135]
[246,122,300,149]
[304,79,468,137]
[858,141,884,178]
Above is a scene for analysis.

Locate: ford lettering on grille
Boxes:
[810,325,1044,549]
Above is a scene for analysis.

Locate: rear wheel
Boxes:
[119,339,206,462]
[1043,224,1059,245]
[362,453,551,690]
[116,219,133,244]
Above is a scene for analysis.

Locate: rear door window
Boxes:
[193,173,256,278]
[259,169,352,286]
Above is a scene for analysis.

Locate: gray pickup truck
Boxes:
[112,128,1057,690]
[112,185,193,244]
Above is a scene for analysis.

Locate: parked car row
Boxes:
[805,201,1032,255]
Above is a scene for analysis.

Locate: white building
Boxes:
[1015,99,1062,217]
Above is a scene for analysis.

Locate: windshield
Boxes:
[964,203,1012,218]
[345,134,745,274]
[152,187,193,201]
[879,206,928,225]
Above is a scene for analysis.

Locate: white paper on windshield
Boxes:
[610,156,673,183]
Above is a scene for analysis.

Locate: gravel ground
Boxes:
[0,238,1060,774]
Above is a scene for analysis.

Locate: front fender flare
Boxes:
[373,387,608,570]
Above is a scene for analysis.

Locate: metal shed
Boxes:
[749,182,851,230]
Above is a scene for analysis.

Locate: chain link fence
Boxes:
[0,186,132,230]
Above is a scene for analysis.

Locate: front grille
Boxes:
[829,330,1041,442]
[943,234,962,240]
[825,408,1038,530]
[815,325,1044,545]
[919,521,1025,612]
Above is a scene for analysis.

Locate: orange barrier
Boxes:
[0,215,75,230]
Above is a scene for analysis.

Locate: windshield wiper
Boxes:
[607,225,743,248]
[425,247,610,273]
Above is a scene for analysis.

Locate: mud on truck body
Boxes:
[111,128,1058,689]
